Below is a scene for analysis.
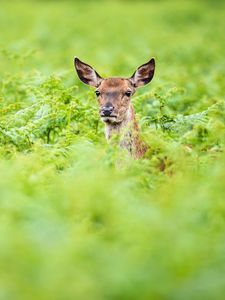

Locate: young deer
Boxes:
[74,57,155,158]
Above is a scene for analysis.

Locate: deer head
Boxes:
[74,57,155,125]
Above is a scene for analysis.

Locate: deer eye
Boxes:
[95,90,100,97]
[125,91,132,97]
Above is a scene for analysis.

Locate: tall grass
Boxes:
[0,0,225,299]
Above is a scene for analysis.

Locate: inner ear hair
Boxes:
[74,57,102,87]
[130,58,155,87]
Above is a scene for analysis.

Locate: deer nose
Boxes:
[102,106,114,117]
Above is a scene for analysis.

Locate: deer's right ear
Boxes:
[74,57,102,87]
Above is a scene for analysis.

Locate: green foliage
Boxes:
[0,0,225,299]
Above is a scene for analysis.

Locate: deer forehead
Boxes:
[98,78,134,92]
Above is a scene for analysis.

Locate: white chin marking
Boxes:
[101,117,117,123]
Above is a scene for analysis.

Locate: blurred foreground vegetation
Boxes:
[0,0,225,299]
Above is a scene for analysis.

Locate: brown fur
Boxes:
[74,57,155,159]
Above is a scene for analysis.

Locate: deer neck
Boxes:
[104,104,133,139]
[104,105,147,158]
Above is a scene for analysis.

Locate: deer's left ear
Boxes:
[74,57,102,87]
[130,58,155,87]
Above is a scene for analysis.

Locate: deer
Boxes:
[74,57,155,159]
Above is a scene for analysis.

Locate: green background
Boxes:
[0,1,225,299]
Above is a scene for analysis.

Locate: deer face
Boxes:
[95,78,135,123]
[74,58,155,124]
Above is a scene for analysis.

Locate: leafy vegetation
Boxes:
[0,0,225,299]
